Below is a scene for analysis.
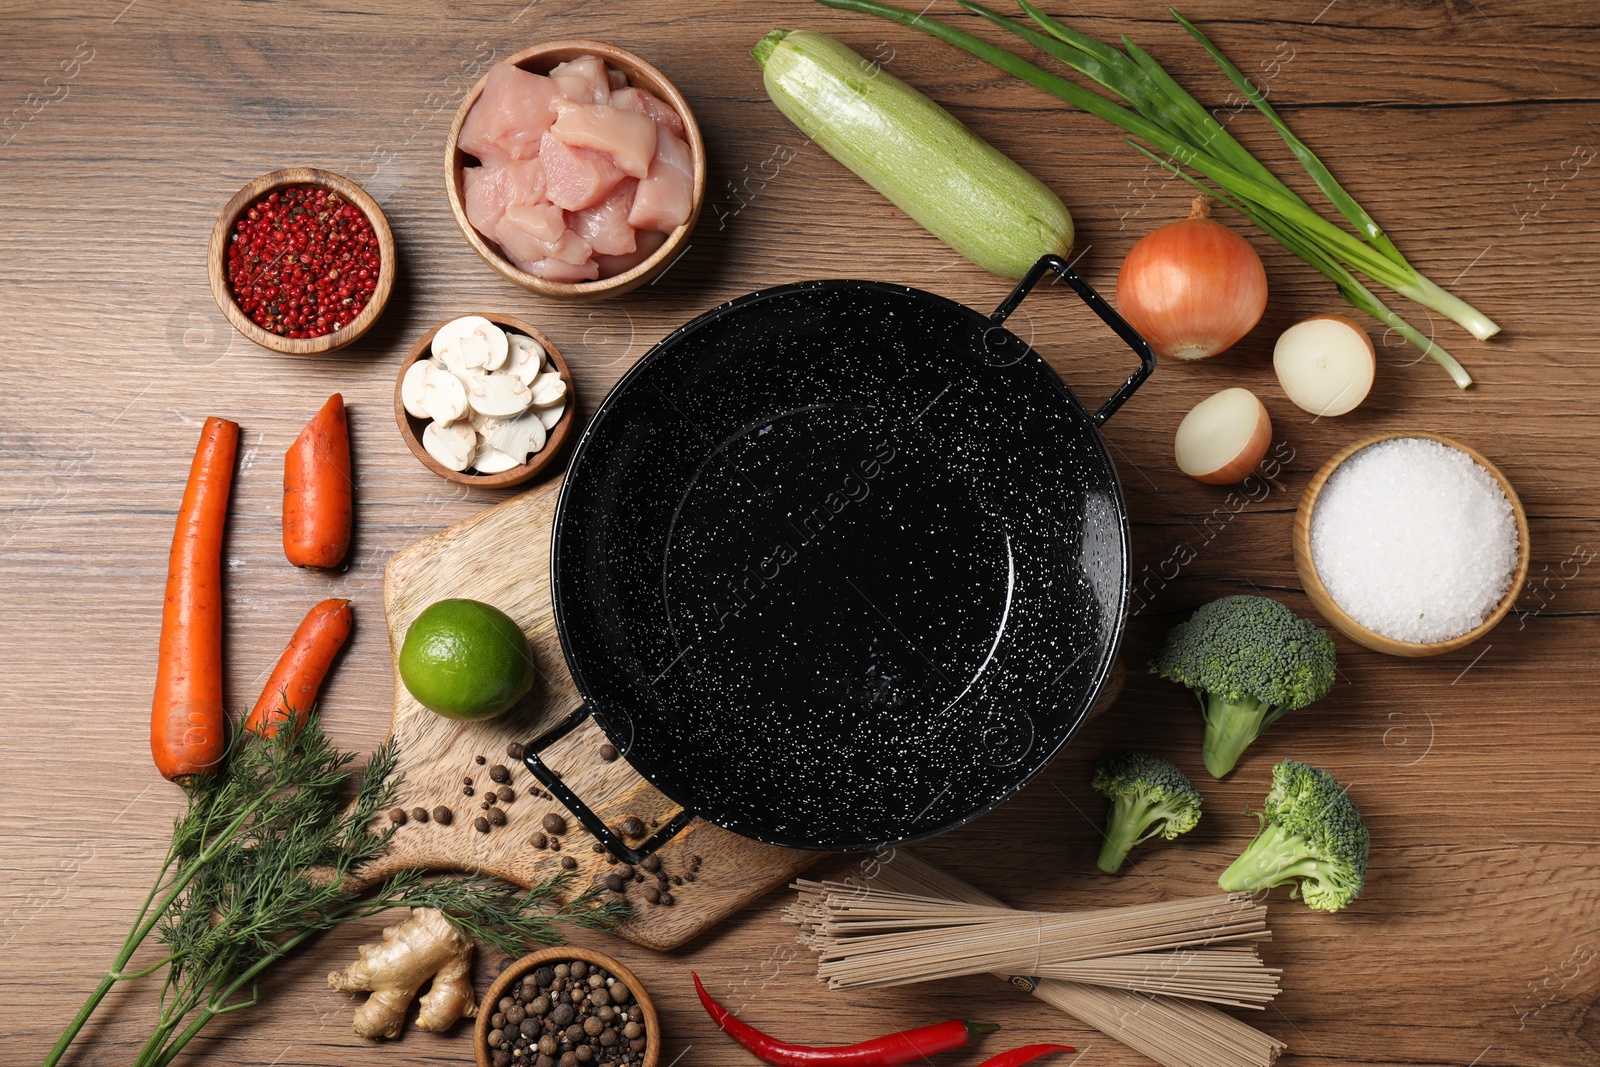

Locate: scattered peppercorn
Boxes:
[498,785,515,802]
[475,754,487,765]
[542,813,568,834]
[618,816,645,838]
[641,886,660,904]
[604,872,626,893]
[592,842,605,854]
[225,185,380,339]
[561,855,578,870]
[410,807,429,823]
[475,816,492,834]
[388,807,408,826]
[433,806,454,826]
[640,855,660,873]
[507,741,526,760]
[489,764,511,784]
[485,791,499,806]
[464,785,476,796]
[489,807,508,826]
[598,743,619,762]
[530,832,549,849]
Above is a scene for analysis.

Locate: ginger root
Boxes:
[328,906,477,1039]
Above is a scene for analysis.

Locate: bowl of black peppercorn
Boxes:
[475,946,658,1067]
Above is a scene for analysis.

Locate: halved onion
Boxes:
[1273,313,1376,416]
[1175,388,1272,485]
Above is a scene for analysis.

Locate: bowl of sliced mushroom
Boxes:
[395,313,575,487]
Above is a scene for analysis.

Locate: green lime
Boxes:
[399,599,536,721]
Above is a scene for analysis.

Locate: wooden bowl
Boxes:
[445,40,706,302]
[394,313,575,488]
[474,946,659,1067]
[1293,430,1531,657]
[208,168,396,355]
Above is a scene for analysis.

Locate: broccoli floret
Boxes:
[1149,595,1337,778]
[1219,758,1369,912]
[1091,751,1203,874]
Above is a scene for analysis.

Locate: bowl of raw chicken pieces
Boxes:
[447,40,706,300]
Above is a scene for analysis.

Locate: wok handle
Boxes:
[989,253,1158,426]
[521,703,696,864]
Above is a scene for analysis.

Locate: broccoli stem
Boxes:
[1096,794,1180,874]
[1219,820,1305,892]
[1200,692,1275,777]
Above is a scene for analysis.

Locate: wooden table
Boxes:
[3,2,1597,1064]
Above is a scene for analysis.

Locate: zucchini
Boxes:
[752,27,1073,279]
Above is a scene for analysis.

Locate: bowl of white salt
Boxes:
[1294,431,1529,657]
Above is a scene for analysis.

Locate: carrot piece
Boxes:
[245,598,354,738]
[282,393,353,568]
[151,416,239,782]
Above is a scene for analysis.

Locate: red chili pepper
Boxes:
[692,972,996,1066]
[977,1044,1076,1067]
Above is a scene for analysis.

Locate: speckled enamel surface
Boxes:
[551,280,1130,851]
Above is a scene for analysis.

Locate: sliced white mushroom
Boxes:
[466,371,533,419]
[536,403,566,431]
[528,369,567,408]
[472,445,524,474]
[420,362,469,424]
[468,409,505,435]
[422,419,477,472]
[505,332,545,386]
[431,315,509,372]
[487,408,548,461]
[401,360,435,419]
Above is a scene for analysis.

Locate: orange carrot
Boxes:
[245,598,353,738]
[151,416,239,782]
[282,393,352,569]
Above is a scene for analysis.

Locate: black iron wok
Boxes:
[522,255,1155,860]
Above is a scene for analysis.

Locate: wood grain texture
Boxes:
[2,1,1598,1066]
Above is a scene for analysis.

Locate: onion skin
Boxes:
[1117,197,1268,360]
[1175,388,1272,485]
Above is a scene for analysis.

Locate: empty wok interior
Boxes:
[552,282,1129,850]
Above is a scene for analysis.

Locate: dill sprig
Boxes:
[43,718,623,1067]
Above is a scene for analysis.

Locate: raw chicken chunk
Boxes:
[462,165,515,234]
[628,128,694,232]
[548,56,610,105]
[552,102,657,179]
[567,180,638,256]
[458,63,562,163]
[463,159,546,236]
[609,87,685,137]
[498,203,592,266]
[595,229,669,277]
[526,257,601,282]
[540,129,625,211]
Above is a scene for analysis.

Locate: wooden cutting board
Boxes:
[355,479,1124,951]
[352,479,819,951]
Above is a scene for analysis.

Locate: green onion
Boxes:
[815,0,1498,386]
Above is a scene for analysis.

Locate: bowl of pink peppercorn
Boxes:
[207,167,396,355]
